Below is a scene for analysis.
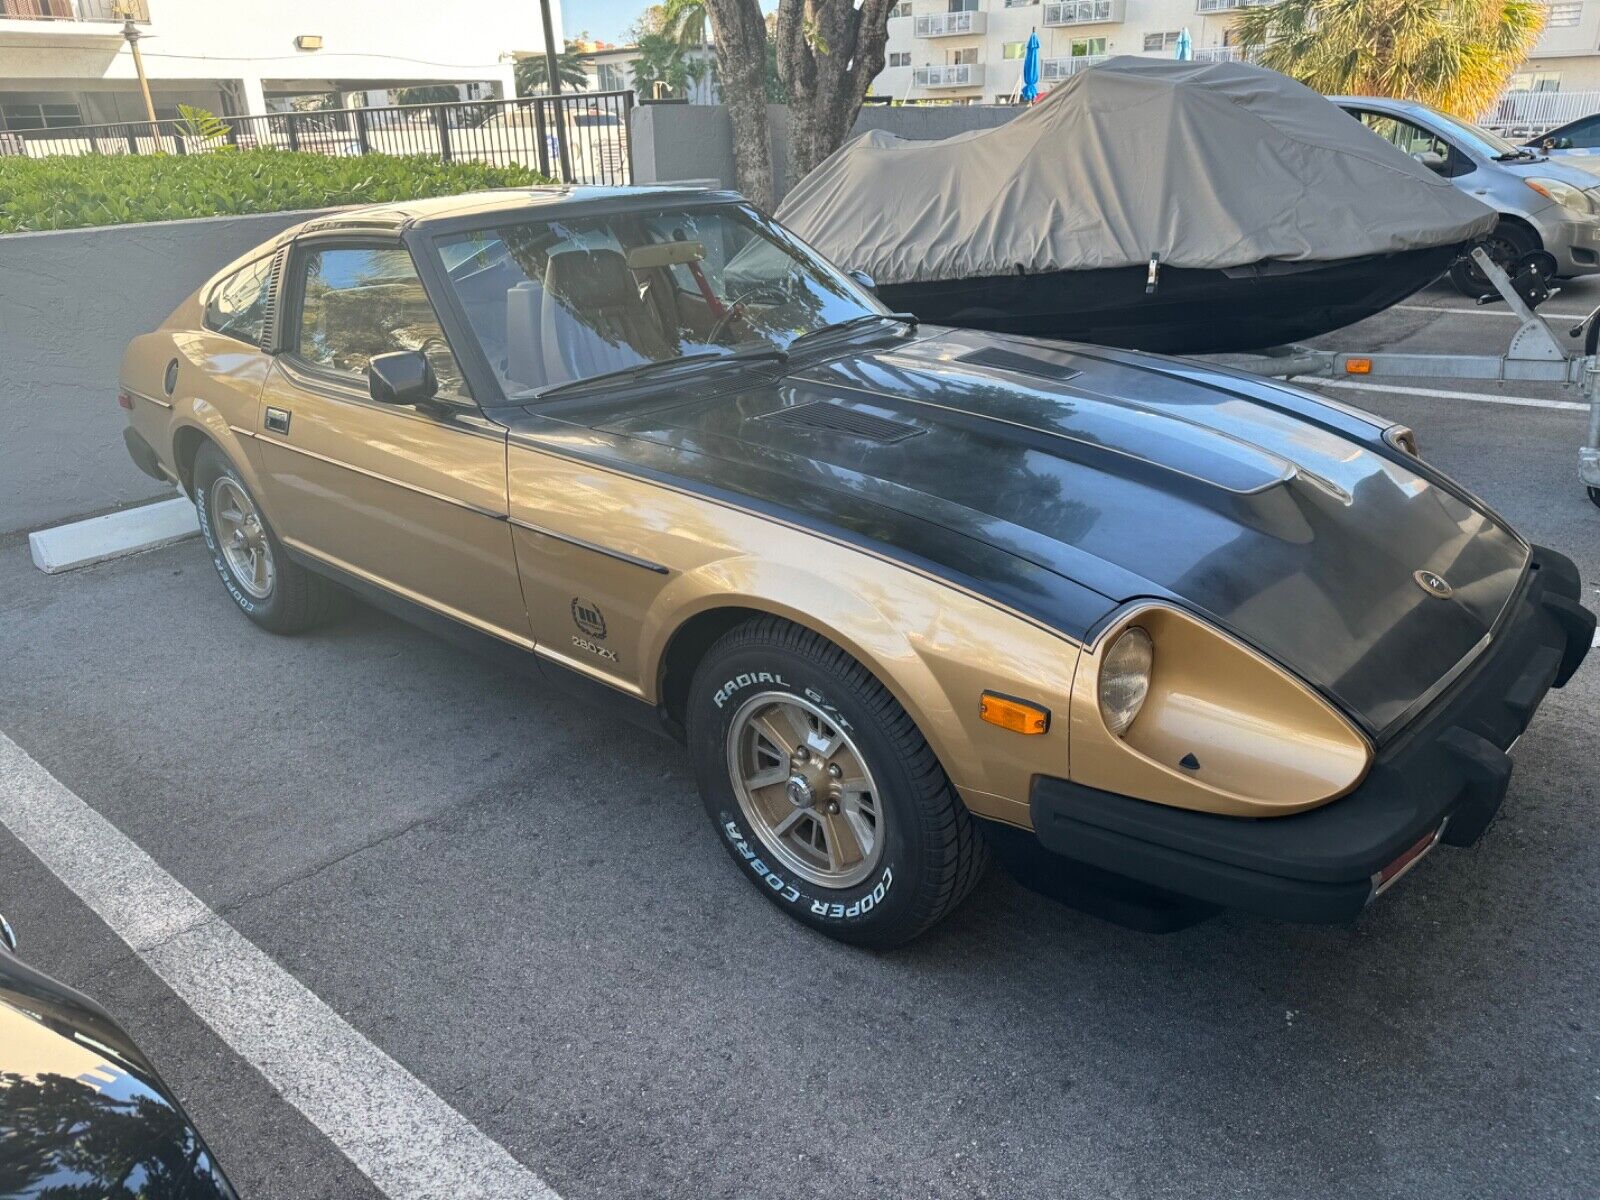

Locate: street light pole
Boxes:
[535,0,573,182]
[121,18,159,127]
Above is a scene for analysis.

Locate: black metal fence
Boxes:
[0,92,635,185]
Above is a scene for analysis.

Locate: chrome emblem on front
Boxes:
[1413,569,1453,599]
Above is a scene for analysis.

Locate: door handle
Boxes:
[264,407,291,434]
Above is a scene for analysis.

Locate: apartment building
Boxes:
[0,0,554,132]
[873,0,1260,104]
[1513,1,1600,93]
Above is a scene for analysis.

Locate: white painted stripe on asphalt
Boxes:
[0,731,561,1200]
[28,496,197,574]
[1395,303,1593,320]
[1313,378,1589,412]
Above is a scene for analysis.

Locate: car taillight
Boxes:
[117,388,134,410]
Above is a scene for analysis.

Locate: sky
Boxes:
[562,0,776,47]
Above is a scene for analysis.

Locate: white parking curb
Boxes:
[28,496,198,575]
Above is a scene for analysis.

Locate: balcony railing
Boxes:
[913,63,986,87]
[1195,0,1268,11]
[914,11,987,37]
[1040,54,1110,80]
[1043,0,1124,27]
[1193,45,1256,62]
[0,0,149,22]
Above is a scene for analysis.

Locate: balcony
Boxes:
[913,63,986,88]
[1043,0,1124,27]
[914,11,987,37]
[1195,0,1268,11]
[1040,54,1109,80]
[0,0,149,41]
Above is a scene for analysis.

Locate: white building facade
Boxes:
[576,44,720,105]
[872,0,1258,104]
[0,0,553,131]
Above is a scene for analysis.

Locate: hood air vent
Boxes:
[760,402,923,444]
[956,345,1081,382]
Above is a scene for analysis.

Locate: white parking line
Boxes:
[0,731,561,1200]
[1312,378,1589,412]
[1395,303,1592,320]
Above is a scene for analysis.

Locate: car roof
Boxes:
[290,185,745,236]
[1328,95,1435,118]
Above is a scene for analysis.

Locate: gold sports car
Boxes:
[119,188,1595,946]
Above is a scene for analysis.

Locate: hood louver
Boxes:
[759,402,923,444]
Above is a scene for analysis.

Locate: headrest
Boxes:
[543,248,637,311]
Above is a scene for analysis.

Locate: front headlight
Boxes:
[1097,626,1152,735]
[1525,177,1599,215]
[1070,604,1372,816]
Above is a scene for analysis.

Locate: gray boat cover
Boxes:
[776,57,1497,286]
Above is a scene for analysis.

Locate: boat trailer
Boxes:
[1212,248,1600,510]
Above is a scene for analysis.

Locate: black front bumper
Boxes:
[1021,544,1594,925]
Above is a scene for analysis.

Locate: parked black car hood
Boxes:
[508,327,1528,738]
[0,948,235,1199]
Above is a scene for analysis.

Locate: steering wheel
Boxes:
[706,288,767,344]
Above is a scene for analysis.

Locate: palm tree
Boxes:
[630,32,709,100]
[661,0,711,47]
[1235,0,1547,119]
[515,48,591,96]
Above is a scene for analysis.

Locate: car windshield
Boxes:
[433,202,885,399]
[1424,109,1529,158]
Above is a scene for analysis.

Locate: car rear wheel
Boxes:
[193,442,339,634]
[687,616,988,947]
[1450,220,1538,298]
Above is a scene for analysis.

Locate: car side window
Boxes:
[1563,116,1600,149]
[203,256,274,346]
[292,244,467,398]
[1353,111,1463,175]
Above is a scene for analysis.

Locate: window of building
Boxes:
[1144,31,1180,51]
[1510,69,1564,92]
[949,46,980,64]
[596,62,628,91]
[1002,41,1025,59]
[889,51,912,67]
[947,0,978,11]
[203,256,275,347]
[0,100,82,131]
[1071,36,1107,56]
[891,1,913,16]
[1004,0,1038,6]
[1547,2,1581,26]
[292,246,465,397]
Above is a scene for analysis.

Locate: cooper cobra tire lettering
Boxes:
[721,816,889,917]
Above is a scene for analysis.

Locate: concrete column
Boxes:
[238,75,268,116]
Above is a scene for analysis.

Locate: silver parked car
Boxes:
[1335,95,1600,296]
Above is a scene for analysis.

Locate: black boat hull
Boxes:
[873,244,1464,354]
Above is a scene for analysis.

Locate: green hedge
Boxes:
[0,150,551,234]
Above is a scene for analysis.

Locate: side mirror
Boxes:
[1417,150,1448,174]
[847,268,877,293]
[368,350,437,407]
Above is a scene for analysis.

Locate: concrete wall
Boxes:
[629,102,1019,202]
[0,209,331,534]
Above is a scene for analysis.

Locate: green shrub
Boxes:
[0,150,551,233]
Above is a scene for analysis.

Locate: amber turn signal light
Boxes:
[979,692,1050,735]
[1344,357,1373,375]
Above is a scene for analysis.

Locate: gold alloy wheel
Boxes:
[210,477,275,600]
[726,692,884,889]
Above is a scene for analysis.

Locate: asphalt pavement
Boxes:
[2,278,1597,1200]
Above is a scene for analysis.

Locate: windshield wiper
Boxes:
[1495,149,1541,161]
[527,344,788,402]
[787,311,918,354]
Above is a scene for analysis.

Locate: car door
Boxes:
[250,236,531,648]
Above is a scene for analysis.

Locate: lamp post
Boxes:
[121,17,159,127]
[535,0,573,182]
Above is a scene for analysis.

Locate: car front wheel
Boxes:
[687,616,988,947]
[192,442,338,634]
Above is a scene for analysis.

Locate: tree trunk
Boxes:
[703,0,775,210]
[777,0,895,187]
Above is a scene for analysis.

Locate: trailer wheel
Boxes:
[1450,222,1537,298]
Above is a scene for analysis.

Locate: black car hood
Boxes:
[508,327,1528,737]
[0,949,235,1199]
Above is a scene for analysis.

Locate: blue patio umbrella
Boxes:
[1174,27,1193,60]
[1020,29,1041,103]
